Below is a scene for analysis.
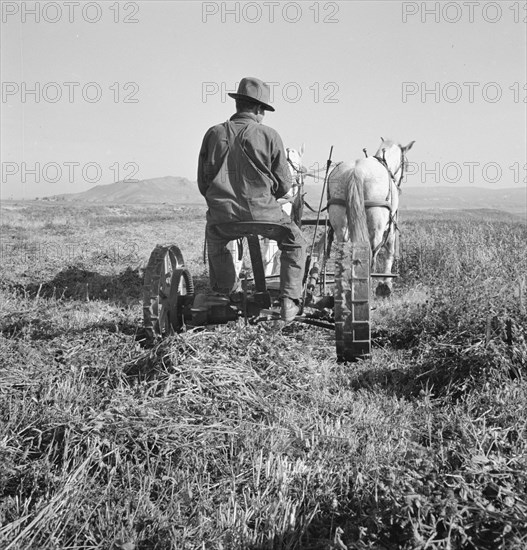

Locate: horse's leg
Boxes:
[367,209,385,273]
[260,238,280,277]
[258,200,293,277]
[375,226,395,298]
[226,239,243,280]
[328,206,348,242]
[367,209,394,297]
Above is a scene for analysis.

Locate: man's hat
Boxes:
[228,77,275,112]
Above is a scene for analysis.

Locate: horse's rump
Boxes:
[327,161,368,244]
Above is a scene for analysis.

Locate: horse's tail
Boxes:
[345,169,369,243]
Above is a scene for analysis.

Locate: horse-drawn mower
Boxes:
[142,140,411,361]
[142,234,372,362]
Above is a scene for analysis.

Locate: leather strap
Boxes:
[364,200,392,210]
[327,198,347,208]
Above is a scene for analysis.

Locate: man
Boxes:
[197,77,306,322]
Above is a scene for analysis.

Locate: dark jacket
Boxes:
[197,112,292,225]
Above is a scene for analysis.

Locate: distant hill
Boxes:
[44,176,204,205]
[43,178,526,216]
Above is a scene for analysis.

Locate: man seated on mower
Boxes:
[197,77,306,322]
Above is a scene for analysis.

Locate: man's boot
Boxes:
[280,297,300,323]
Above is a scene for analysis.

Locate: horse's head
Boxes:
[284,145,306,224]
[286,145,307,181]
[375,138,415,187]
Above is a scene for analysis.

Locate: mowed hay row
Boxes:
[1,204,526,549]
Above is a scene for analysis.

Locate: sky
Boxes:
[1,0,526,199]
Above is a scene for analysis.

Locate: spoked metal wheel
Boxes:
[143,245,194,340]
[168,268,194,332]
[334,241,371,362]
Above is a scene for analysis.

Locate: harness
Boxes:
[369,147,406,256]
[286,149,324,216]
[284,152,303,198]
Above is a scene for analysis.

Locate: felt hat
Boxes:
[228,77,275,111]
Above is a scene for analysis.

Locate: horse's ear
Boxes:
[403,140,415,152]
[380,136,384,142]
[300,143,305,156]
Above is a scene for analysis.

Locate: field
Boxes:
[1,202,526,549]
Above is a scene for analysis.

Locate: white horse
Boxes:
[326,139,415,297]
[228,146,306,279]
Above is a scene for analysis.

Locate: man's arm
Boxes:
[270,133,292,199]
[197,129,211,197]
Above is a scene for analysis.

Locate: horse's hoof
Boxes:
[375,283,392,298]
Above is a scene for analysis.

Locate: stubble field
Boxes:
[0,202,526,549]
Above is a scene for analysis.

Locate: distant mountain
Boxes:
[43,178,526,216]
[45,176,204,205]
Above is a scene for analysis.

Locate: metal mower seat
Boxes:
[213,221,289,240]
[213,222,288,294]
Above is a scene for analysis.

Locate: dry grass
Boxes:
[1,203,526,549]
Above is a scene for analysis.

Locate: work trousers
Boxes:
[206,219,306,301]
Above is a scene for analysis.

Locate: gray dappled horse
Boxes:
[326,139,415,297]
